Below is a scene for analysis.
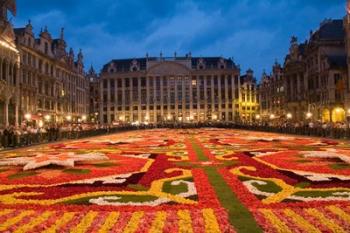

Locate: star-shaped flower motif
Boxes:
[0,152,109,171]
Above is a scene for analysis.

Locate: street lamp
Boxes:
[24,113,32,121]
[270,114,275,120]
[38,120,44,128]
[306,112,312,119]
[44,115,51,122]
[66,115,72,122]
[81,115,87,122]
[255,114,261,120]
[286,113,293,120]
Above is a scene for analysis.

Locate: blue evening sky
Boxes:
[14,0,345,79]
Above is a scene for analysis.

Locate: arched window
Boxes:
[13,66,17,85]
[2,61,6,80]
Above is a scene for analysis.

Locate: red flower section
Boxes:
[138,155,182,187]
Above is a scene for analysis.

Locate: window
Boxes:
[44,42,49,54]
[334,73,341,85]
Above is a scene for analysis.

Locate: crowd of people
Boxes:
[234,120,350,139]
[0,120,349,150]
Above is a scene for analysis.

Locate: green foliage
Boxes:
[295,182,311,188]
[64,194,158,205]
[162,179,191,195]
[128,184,149,191]
[190,139,262,232]
[204,167,262,233]
[93,162,118,168]
[295,190,350,198]
[8,171,37,179]
[63,168,91,175]
[250,180,282,193]
[330,163,350,170]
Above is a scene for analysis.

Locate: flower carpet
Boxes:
[0,128,349,232]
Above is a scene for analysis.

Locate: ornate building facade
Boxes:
[239,69,258,122]
[100,55,241,124]
[0,0,20,127]
[259,18,350,124]
[258,62,285,120]
[87,65,100,123]
[304,19,348,123]
[14,23,89,124]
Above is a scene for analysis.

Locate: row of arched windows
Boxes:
[0,58,18,86]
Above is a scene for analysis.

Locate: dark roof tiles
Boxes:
[102,57,238,73]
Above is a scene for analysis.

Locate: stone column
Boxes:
[4,98,9,127]
[99,78,104,123]
[175,77,178,120]
[197,76,200,121]
[224,75,229,121]
[146,76,150,121]
[218,75,222,121]
[153,77,157,122]
[138,77,141,122]
[15,100,19,127]
[204,76,207,120]
[189,76,193,120]
[107,79,111,124]
[122,78,125,121]
[238,75,242,122]
[114,78,118,120]
[160,76,164,120]
[167,76,170,118]
[182,77,185,120]
[129,78,133,122]
[211,76,215,119]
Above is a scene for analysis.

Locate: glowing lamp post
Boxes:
[24,113,32,122]
[81,115,87,122]
[306,112,312,119]
[286,113,293,120]
[44,115,51,122]
[66,115,72,122]
[144,115,149,123]
[270,114,275,120]
[38,120,44,128]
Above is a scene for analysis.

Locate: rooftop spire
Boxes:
[60,27,64,40]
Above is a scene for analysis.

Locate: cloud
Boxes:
[14,0,346,79]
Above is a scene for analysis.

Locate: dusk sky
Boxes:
[14,0,345,79]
